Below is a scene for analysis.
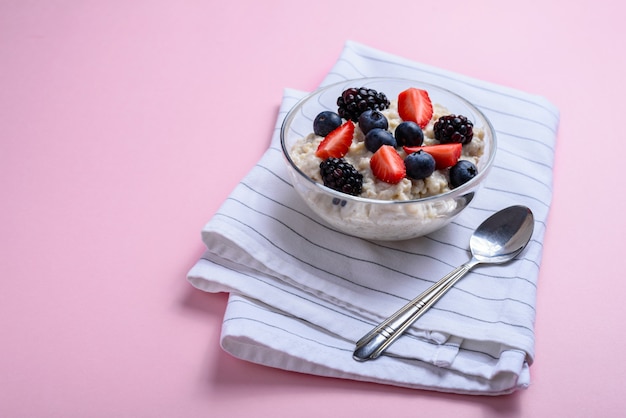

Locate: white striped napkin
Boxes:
[187,41,559,395]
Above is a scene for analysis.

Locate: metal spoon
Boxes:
[353,205,534,362]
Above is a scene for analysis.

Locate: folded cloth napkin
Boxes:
[187,41,559,395]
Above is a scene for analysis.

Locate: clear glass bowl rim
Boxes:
[279,77,498,206]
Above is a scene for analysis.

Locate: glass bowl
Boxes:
[280,77,497,241]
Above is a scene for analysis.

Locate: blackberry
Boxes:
[320,158,363,196]
[434,114,474,145]
[337,87,390,122]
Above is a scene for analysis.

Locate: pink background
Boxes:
[2,1,624,416]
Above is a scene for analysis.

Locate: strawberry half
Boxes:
[403,143,462,169]
[370,145,406,184]
[398,88,433,129]
[315,120,355,159]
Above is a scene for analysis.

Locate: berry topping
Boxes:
[449,160,478,188]
[315,120,355,159]
[364,128,396,153]
[394,121,424,147]
[405,151,436,180]
[320,158,363,196]
[313,111,342,137]
[337,87,390,122]
[358,109,389,135]
[398,88,433,129]
[403,143,462,169]
[370,145,406,184]
[434,114,474,145]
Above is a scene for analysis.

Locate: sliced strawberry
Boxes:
[315,120,355,159]
[403,143,462,169]
[370,145,406,184]
[398,88,433,129]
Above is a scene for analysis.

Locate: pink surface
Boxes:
[1,1,624,416]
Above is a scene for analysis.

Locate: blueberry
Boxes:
[449,160,478,188]
[358,109,388,135]
[364,128,396,153]
[313,111,342,137]
[394,121,424,147]
[405,151,436,180]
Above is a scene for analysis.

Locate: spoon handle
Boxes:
[353,261,475,362]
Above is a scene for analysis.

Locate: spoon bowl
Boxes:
[470,205,534,264]
[353,205,534,362]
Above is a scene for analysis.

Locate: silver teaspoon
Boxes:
[353,205,534,362]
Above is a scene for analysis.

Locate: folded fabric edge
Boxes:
[222,337,527,396]
[219,305,530,397]
[187,256,531,395]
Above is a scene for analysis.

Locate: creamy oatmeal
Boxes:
[290,101,485,202]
